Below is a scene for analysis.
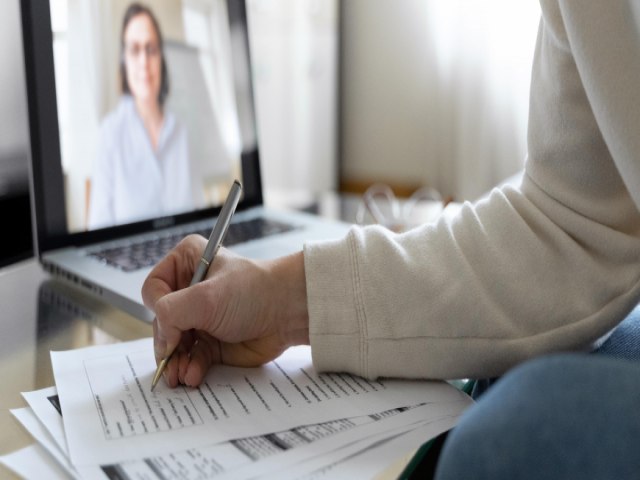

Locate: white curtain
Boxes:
[64,0,116,230]
[247,0,339,194]
[424,0,540,200]
[183,0,243,158]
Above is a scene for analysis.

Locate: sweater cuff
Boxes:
[303,231,365,376]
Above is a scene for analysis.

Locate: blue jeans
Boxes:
[434,305,640,480]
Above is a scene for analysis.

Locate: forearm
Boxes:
[301,1,640,381]
[304,181,640,380]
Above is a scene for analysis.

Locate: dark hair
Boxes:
[120,3,169,107]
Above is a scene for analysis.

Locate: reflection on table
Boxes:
[0,260,151,478]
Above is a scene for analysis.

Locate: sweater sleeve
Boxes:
[304,0,640,380]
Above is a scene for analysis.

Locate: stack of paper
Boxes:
[1,338,473,479]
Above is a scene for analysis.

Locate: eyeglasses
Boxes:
[124,42,160,59]
[356,183,445,232]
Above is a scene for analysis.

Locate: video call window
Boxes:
[50,0,248,233]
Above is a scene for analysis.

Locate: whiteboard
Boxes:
[164,41,232,184]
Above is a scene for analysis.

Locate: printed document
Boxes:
[0,443,70,480]
[51,338,469,466]
[18,386,470,480]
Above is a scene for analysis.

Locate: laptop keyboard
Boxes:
[88,217,296,272]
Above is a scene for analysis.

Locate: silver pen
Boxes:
[151,180,242,391]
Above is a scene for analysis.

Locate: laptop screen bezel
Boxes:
[20,0,263,254]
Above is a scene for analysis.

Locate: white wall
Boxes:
[341,1,435,191]
[248,0,338,194]
[340,0,540,200]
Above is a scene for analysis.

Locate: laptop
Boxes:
[21,0,349,322]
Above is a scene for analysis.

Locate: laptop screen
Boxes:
[22,0,263,252]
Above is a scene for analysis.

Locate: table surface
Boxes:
[0,260,154,478]
[0,193,456,478]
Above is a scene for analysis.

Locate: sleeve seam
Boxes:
[348,231,368,378]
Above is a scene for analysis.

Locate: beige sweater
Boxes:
[304,0,640,380]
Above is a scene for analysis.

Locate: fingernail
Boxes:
[185,368,197,389]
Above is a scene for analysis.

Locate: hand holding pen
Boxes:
[150,180,242,391]
[142,179,311,391]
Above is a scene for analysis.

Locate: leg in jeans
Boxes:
[434,354,640,480]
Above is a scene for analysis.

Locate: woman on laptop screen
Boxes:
[88,3,194,229]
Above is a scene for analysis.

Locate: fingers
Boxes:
[142,235,207,312]
[151,248,240,358]
[161,333,220,388]
[152,280,221,360]
[154,328,196,389]
[153,317,198,363]
[183,334,220,387]
[159,332,287,389]
[162,349,190,389]
[145,235,211,359]
[144,235,278,389]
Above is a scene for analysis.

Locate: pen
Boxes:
[150,180,243,391]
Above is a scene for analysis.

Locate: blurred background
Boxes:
[0,0,540,267]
